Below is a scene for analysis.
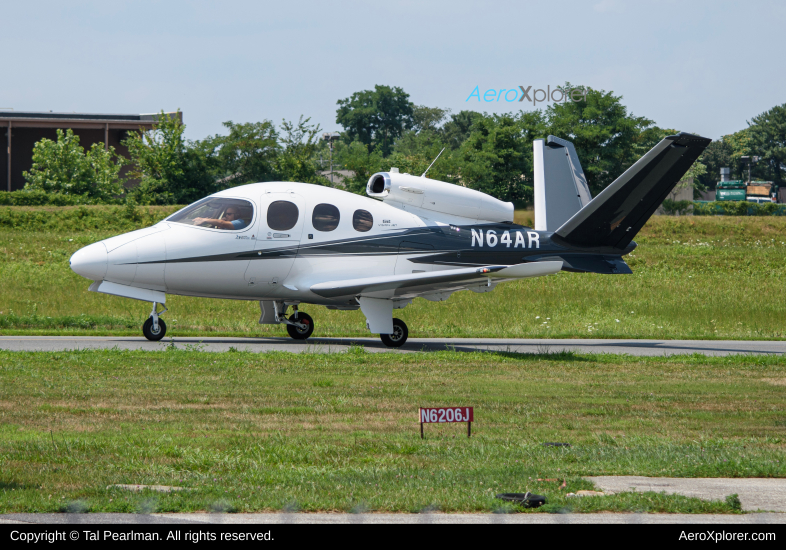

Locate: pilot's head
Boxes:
[224,207,240,220]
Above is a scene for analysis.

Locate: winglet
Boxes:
[534,136,592,232]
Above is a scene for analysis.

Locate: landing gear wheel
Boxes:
[286,312,314,340]
[142,317,167,341]
[380,318,408,348]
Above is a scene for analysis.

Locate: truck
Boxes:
[746,181,775,203]
[716,180,746,201]
[715,180,775,202]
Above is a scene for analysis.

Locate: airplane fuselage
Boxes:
[70,181,634,308]
[68,131,710,345]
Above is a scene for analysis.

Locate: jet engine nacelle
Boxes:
[367,171,514,223]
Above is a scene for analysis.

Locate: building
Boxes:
[655,177,695,214]
[318,169,355,187]
[0,111,181,191]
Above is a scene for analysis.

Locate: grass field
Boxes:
[1,348,784,513]
[1,206,786,339]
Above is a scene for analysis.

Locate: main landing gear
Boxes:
[380,318,408,348]
[142,302,167,341]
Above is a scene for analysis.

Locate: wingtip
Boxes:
[665,132,713,145]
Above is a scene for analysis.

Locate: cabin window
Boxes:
[352,209,373,232]
[267,201,300,231]
[166,197,254,231]
[312,203,340,232]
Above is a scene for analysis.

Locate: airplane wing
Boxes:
[309,261,563,299]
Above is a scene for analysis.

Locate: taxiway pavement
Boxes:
[1,336,785,356]
[586,477,786,512]
[1,512,784,524]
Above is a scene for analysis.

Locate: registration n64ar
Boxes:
[70,133,710,346]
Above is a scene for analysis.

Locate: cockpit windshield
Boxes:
[166,198,254,231]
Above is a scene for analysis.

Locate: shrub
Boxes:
[0,190,116,206]
[0,204,180,232]
[23,129,125,201]
[661,199,693,215]
[693,201,786,216]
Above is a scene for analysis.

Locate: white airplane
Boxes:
[70,133,710,346]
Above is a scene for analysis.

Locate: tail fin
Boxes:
[534,136,592,231]
[554,132,711,249]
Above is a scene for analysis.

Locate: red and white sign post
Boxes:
[419,407,474,438]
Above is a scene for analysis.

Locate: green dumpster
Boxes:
[717,188,747,201]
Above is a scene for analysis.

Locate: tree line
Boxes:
[18,84,786,206]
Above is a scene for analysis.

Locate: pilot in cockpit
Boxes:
[194,205,249,230]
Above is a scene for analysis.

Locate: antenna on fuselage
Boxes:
[420,147,446,178]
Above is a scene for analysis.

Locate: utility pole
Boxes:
[322,132,340,185]
[7,121,11,192]
[740,155,759,184]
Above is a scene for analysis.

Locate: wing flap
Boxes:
[309,261,563,298]
[491,261,565,279]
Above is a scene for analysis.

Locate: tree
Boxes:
[748,103,786,184]
[124,111,215,205]
[336,85,414,156]
[442,110,485,150]
[545,85,655,196]
[685,158,708,198]
[390,137,459,184]
[200,120,279,187]
[697,139,733,188]
[723,129,753,162]
[276,116,323,184]
[23,128,124,202]
[335,140,385,195]
[665,156,708,200]
[411,105,449,133]
[696,129,761,188]
[456,111,546,203]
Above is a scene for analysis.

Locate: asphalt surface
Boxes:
[2,336,786,356]
[586,477,786,512]
[1,512,784,524]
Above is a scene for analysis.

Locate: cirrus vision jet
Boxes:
[70,133,710,346]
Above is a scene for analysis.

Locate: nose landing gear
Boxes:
[286,311,314,340]
[142,302,167,341]
[380,318,408,348]
[273,302,314,340]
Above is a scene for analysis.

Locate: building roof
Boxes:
[0,111,181,129]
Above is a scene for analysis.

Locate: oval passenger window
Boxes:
[267,201,299,231]
[352,209,373,232]
[312,203,340,232]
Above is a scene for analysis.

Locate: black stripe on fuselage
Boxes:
[126,224,635,272]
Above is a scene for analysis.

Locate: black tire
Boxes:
[380,318,408,347]
[142,317,167,341]
[286,312,314,340]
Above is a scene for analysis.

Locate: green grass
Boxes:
[0,349,783,513]
[2,207,786,339]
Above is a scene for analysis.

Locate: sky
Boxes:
[3,0,784,141]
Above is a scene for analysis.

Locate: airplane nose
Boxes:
[70,242,108,281]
